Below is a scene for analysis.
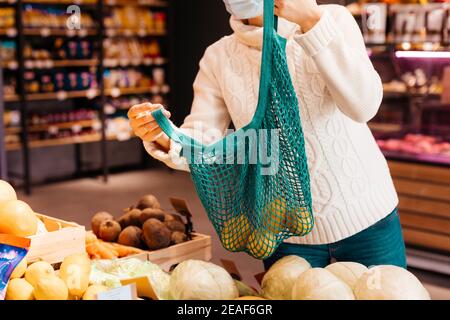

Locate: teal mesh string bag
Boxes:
[152,0,313,260]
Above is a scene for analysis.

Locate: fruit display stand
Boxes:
[125,232,211,272]
[387,160,450,254]
[28,214,86,265]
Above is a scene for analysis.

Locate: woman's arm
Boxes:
[143,45,231,170]
[293,5,383,123]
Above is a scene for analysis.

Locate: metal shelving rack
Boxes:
[1,0,172,193]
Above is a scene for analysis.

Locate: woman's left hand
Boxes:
[274,0,323,32]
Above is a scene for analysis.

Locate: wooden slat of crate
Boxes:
[403,227,450,252]
[27,214,86,264]
[147,233,212,271]
[400,211,450,235]
[398,195,450,219]
[394,179,450,202]
[389,161,450,185]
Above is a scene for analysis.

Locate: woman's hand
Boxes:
[128,103,171,151]
[274,0,322,33]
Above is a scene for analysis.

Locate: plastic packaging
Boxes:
[0,234,30,300]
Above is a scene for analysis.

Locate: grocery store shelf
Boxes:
[105,28,166,37]
[26,89,99,101]
[0,60,18,70]
[24,59,99,69]
[368,122,402,133]
[383,150,450,167]
[103,57,167,68]
[23,0,96,4]
[5,119,97,134]
[105,87,152,97]
[0,27,17,37]
[6,132,136,151]
[24,28,97,37]
[4,93,19,102]
[105,0,169,7]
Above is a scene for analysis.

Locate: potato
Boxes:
[171,232,188,245]
[118,226,143,248]
[98,220,121,242]
[142,218,171,250]
[165,220,185,233]
[136,195,161,210]
[139,208,165,225]
[91,212,113,236]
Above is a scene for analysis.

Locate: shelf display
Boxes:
[23,4,96,30]
[353,1,450,258]
[0,0,172,193]
[104,5,166,34]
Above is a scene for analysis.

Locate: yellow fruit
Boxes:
[25,261,55,287]
[221,214,251,251]
[34,276,69,300]
[10,257,27,279]
[286,208,313,235]
[261,198,287,234]
[59,253,91,298]
[5,278,35,300]
[0,180,17,204]
[0,200,38,236]
[246,230,278,260]
[82,285,109,300]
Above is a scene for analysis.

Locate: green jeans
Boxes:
[263,209,407,270]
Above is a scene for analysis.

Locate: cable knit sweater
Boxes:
[144,4,399,245]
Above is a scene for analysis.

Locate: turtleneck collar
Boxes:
[229,15,300,50]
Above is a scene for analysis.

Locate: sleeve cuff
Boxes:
[294,10,337,57]
[143,140,190,172]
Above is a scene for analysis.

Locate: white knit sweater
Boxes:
[144,4,399,245]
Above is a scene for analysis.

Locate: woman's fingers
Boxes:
[142,128,163,142]
[128,103,152,119]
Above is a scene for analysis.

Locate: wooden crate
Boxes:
[388,161,450,253]
[124,233,212,272]
[27,214,86,264]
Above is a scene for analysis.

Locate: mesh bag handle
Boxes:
[152,0,281,144]
[150,0,314,260]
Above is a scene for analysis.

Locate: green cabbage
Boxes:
[169,260,239,300]
[89,258,171,299]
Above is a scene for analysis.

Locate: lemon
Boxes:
[286,208,313,235]
[261,198,287,234]
[221,214,251,251]
[246,229,278,260]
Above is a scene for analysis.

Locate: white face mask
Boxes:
[223,0,263,20]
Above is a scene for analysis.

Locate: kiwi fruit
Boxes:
[118,226,143,248]
[91,212,114,236]
[139,208,165,225]
[142,218,171,250]
[98,220,122,242]
[136,195,161,210]
[165,220,185,233]
[171,232,188,245]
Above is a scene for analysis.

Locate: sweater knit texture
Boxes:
[144,4,399,245]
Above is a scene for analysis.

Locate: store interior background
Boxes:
[1,0,450,298]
